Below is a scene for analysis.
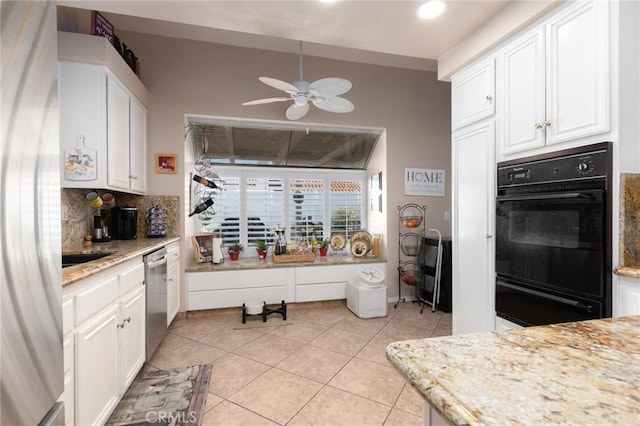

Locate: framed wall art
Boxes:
[156,154,177,174]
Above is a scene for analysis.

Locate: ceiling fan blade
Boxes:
[286,103,310,120]
[242,97,291,106]
[259,77,298,93]
[312,96,354,113]
[309,78,352,96]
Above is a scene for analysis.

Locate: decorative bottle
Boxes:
[188,198,213,217]
[193,174,218,189]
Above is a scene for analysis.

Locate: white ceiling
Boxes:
[57,0,513,72]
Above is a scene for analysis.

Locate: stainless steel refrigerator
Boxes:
[1,2,65,424]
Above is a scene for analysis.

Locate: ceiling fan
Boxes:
[242,41,355,120]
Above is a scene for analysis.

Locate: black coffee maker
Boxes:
[110,206,138,240]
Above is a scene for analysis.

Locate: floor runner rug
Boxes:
[106,364,212,426]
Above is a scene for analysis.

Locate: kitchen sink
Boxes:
[62,252,113,268]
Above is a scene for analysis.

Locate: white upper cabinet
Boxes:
[499,28,546,154]
[129,97,147,193]
[545,0,609,145]
[451,57,495,130]
[58,32,149,194]
[499,0,610,156]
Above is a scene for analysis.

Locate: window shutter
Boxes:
[207,177,241,245]
[330,180,363,239]
[246,177,284,245]
[289,179,325,241]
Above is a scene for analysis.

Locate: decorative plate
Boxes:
[350,239,370,257]
[330,233,347,250]
[350,230,373,247]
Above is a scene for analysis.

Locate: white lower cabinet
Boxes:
[166,242,181,326]
[62,258,146,425]
[120,286,146,390]
[61,298,75,426]
[424,404,449,426]
[76,304,120,426]
[452,120,496,335]
[186,262,386,310]
[616,276,640,317]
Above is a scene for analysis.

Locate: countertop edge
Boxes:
[613,265,640,278]
[386,340,478,425]
[185,256,387,272]
[62,237,181,288]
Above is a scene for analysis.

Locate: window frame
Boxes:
[192,165,367,255]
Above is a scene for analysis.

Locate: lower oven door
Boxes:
[495,279,603,327]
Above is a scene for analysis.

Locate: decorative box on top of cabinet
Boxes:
[58,31,149,194]
[451,56,495,130]
[498,0,610,157]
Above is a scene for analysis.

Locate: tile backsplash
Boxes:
[61,188,180,247]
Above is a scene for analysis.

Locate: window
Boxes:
[191,166,366,254]
[289,179,324,241]
[330,180,363,239]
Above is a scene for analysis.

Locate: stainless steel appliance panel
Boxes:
[144,248,168,361]
[1,2,64,424]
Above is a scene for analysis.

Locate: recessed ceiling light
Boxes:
[417,0,447,19]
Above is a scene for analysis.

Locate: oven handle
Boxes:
[496,192,595,202]
[498,281,594,313]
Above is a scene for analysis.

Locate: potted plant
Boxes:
[228,243,244,261]
[318,238,329,257]
[255,240,268,260]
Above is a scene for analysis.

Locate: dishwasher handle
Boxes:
[146,254,168,269]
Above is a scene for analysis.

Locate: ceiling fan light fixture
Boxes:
[417,0,447,20]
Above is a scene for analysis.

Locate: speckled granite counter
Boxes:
[386,316,640,425]
[62,237,180,287]
[185,255,386,272]
[614,266,640,278]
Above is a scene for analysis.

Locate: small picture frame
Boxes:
[156,154,177,174]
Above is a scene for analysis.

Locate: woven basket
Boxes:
[272,252,316,263]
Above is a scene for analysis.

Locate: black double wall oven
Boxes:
[495,142,612,327]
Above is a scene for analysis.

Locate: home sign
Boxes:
[404,168,445,197]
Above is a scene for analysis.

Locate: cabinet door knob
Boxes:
[129,175,137,180]
[486,234,493,239]
[534,123,543,129]
[117,323,125,329]
[485,95,493,101]
[543,120,551,127]
[124,316,131,323]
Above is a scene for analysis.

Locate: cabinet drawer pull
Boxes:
[485,95,493,101]
[129,175,137,180]
[534,122,543,129]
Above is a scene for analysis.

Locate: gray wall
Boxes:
[118,30,452,299]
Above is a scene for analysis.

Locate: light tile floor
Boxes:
[149,300,452,425]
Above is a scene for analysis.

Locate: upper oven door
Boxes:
[495,190,605,298]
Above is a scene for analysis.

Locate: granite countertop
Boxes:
[386,316,640,425]
[62,237,180,287]
[186,254,386,273]
[614,266,640,278]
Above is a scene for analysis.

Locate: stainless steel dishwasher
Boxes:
[144,247,168,361]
